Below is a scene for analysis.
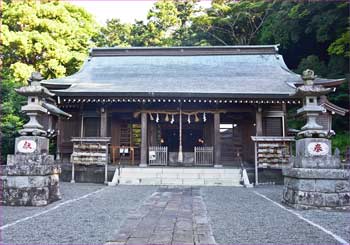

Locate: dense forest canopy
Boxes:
[1,0,349,161]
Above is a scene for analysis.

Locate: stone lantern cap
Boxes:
[15,72,55,98]
[293,69,332,97]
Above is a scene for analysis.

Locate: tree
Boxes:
[257,2,349,69]
[94,18,132,47]
[95,0,199,47]
[1,0,99,162]
[190,0,272,45]
[2,1,98,81]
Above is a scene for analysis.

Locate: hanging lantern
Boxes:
[149,113,154,121]
[194,113,200,122]
[156,113,159,123]
[165,113,169,122]
[203,112,207,122]
[187,114,191,124]
[170,114,175,124]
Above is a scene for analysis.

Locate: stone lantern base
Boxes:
[282,138,350,211]
[1,136,61,206]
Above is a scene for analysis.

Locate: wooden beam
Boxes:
[140,112,148,167]
[213,112,222,167]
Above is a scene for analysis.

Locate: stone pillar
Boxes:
[100,107,107,137]
[255,107,263,136]
[213,112,222,167]
[140,112,148,167]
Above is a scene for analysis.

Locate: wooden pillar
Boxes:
[282,104,287,137]
[56,117,62,161]
[100,107,107,137]
[256,106,263,136]
[140,112,148,167]
[213,112,222,167]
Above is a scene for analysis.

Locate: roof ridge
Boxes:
[89,45,280,57]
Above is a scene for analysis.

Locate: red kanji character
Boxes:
[313,143,323,153]
[23,141,32,150]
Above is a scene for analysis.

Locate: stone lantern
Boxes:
[282,69,350,210]
[1,72,71,206]
[296,69,332,138]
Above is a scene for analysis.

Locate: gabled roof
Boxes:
[41,45,344,99]
[319,96,348,116]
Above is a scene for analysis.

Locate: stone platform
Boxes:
[1,136,61,206]
[282,138,350,210]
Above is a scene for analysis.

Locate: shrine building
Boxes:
[40,45,347,183]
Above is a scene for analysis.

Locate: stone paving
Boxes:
[106,187,216,245]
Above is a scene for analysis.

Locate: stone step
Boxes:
[116,177,242,186]
[119,172,241,179]
[108,167,243,186]
[120,167,241,174]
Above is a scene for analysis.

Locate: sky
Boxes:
[69,0,212,25]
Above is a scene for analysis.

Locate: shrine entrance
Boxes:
[159,123,208,165]
[161,127,204,152]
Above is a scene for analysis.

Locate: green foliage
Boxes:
[332,132,350,158]
[94,18,132,47]
[328,30,350,57]
[2,0,99,82]
[295,55,328,77]
[190,0,271,45]
[95,0,199,47]
[1,0,99,162]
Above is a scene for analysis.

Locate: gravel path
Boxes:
[2,182,157,244]
[202,186,350,244]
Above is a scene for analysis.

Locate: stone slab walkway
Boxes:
[106,187,216,245]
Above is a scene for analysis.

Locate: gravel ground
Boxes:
[2,183,349,245]
[1,182,157,244]
[255,185,350,244]
[202,185,350,244]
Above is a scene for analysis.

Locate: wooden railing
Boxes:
[194,146,213,166]
[149,146,168,166]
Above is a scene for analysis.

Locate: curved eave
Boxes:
[41,82,72,90]
[294,78,346,88]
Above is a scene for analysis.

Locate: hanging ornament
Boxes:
[203,112,207,122]
[170,114,175,124]
[187,114,191,124]
[156,113,159,123]
[194,113,200,122]
[165,113,169,122]
[149,113,154,121]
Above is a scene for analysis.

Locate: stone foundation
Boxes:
[282,138,350,211]
[1,136,61,206]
